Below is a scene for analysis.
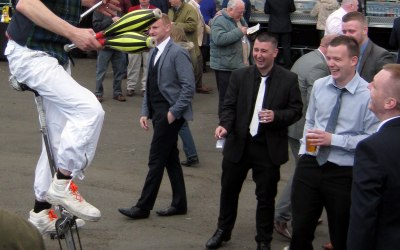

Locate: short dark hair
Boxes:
[329,35,360,58]
[255,32,278,48]
[342,11,367,26]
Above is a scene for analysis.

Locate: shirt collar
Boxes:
[254,64,273,79]
[156,36,170,54]
[328,72,361,95]
[377,115,400,131]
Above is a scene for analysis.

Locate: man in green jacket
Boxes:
[168,0,210,93]
[210,0,248,117]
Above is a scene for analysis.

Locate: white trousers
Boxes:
[126,51,149,91]
[5,40,105,201]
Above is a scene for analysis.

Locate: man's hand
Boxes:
[258,109,274,123]
[140,116,149,130]
[241,27,248,35]
[69,27,103,51]
[306,129,332,146]
[215,126,227,139]
[167,111,175,124]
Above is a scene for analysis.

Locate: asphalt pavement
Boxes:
[0,58,329,250]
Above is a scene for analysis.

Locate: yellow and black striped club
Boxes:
[98,8,162,39]
[98,31,156,53]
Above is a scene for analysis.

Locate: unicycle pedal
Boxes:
[50,207,83,249]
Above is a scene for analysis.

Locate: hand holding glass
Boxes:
[258,109,271,123]
[306,131,318,153]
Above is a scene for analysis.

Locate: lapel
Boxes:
[315,50,328,71]
[359,41,373,73]
[265,65,279,108]
[156,39,173,82]
[246,66,257,115]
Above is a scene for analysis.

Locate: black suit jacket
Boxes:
[220,65,302,165]
[264,0,296,33]
[389,17,400,63]
[348,117,400,250]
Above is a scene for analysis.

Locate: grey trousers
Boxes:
[274,137,300,223]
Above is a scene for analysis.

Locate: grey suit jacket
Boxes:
[142,38,195,121]
[288,49,330,140]
[359,40,395,83]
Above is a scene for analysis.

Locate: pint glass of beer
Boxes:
[306,132,317,154]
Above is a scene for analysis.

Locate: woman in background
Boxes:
[311,0,339,39]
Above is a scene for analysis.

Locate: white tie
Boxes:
[249,76,267,136]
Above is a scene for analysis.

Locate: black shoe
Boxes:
[257,242,271,250]
[181,156,199,167]
[205,228,231,249]
[118,206,149,219]
[156,206,187,216]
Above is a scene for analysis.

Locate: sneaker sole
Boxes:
[46,196,101,222]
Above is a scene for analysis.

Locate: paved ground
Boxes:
[0,58,330,250]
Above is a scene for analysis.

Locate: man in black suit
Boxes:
[205,32,302,250]
[264,0,296,69]
[389,17,400,64]
[348,64,400,250]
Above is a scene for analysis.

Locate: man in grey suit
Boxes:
[274,34,337,239]
[118,14,195,219]
[342,11,395,83]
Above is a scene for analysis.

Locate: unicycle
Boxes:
[9,75,83,250]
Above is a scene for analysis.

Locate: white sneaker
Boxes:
[46,175,101,222]
[28,209,86,235]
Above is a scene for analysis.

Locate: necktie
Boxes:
[316,88,346,165]
[249,77,267,136]
[150,47,158,68]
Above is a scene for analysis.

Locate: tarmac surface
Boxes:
[0,58,330,250]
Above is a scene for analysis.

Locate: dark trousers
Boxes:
[214,70,231,118]
[290,155,352,250]
[272,32,292,69]
[136,114,187,211]
[194,53,204,89]
[201,45,210,70]
[218,141,280,243]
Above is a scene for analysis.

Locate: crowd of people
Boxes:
[2,0,400,249]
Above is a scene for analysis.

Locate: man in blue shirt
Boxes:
[289,35,379,250]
